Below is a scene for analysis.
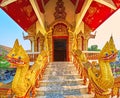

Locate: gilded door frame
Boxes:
[52,36,69,61]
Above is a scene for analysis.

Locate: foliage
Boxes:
[110,50,120,77]
[0,49,10,68]
[88,45,101,51]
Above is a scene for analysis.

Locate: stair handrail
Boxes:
[25,50,48,97]
[72,49,94,94]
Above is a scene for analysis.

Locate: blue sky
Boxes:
[0,9,30,50]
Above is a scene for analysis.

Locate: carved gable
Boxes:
[53,23,68,36]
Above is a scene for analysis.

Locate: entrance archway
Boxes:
[52,23,69,61]
[53,37,68,61]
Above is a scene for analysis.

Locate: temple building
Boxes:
[0,0,120,97]
[1,0,119,62]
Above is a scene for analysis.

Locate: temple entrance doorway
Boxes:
[53,38,67,61]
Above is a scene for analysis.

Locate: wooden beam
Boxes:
[29,0,46,35]
[74,0,93,35]
[0,0,17,7]
[94,0,117,10]
[75,0,85,14]
[75,0,79,10]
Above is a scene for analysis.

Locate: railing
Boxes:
[0,88,13,98]
[25,51,48,97]
[83,51,100,60]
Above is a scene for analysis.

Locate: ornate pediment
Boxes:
[54,0,66,20]
[53,23,68,36]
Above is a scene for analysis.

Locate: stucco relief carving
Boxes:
[54,0,66,20]
[53,24,68,36]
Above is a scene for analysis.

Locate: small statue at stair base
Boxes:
[7,39,48,97]
[88,36,118,98]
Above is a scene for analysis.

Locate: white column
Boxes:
[31,40,34,52]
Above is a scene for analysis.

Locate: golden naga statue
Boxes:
[112,76,120,97]
[88,36,118,98]
[7,39,47,97]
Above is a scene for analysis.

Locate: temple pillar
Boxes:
[47,29,53,62]
[40,38,44,52]
[83,24,93,50]
[77,32,84,51]
[34,38,37,52]
[68,28,74,61]
[83,38,88,50]
[31,40,34,52]
[27,37,35,52]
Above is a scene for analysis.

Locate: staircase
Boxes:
[35,62,94,98]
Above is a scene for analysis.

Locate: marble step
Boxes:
[44,69,78,74]
[44,70,79,75]
[44,70,78,74]
[39,80,83,87]
[49,62,73,65]
[35,94,83,98]
[47,63,74,68]
[35,94,94,98]
[45,66,77,71]
[36,84,87,92]
[46,65,75,69]
[64,94,94,98]
[42,75,80,80]
[47,63,74,66]
[40,78,83,83]
[35,88,91,98]
[36,89,81,96]
[35,62,89,98]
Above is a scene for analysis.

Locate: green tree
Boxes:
[88,45,100,51]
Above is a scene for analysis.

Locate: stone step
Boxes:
[44,69,78,74]
[35,62,89,98]
[36,84,87,92]
[35,94,94,98]
[42,75,80,80]
[43,74,80,77]
[44,71,79,76]
[35,94,81,98]
[64,94,94,98]
[40,79,84,86]
[47,62,74,68]
[39,80,84,87]
[40,78,83,83]
[49,62,73,65]
[45,67,77,71]
[36,89,81,96]
[46,65,75,69]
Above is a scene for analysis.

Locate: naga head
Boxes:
[7,39,29,67]
[7,39,19,59]
[73,49,87,62]
[99,36,118,62]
